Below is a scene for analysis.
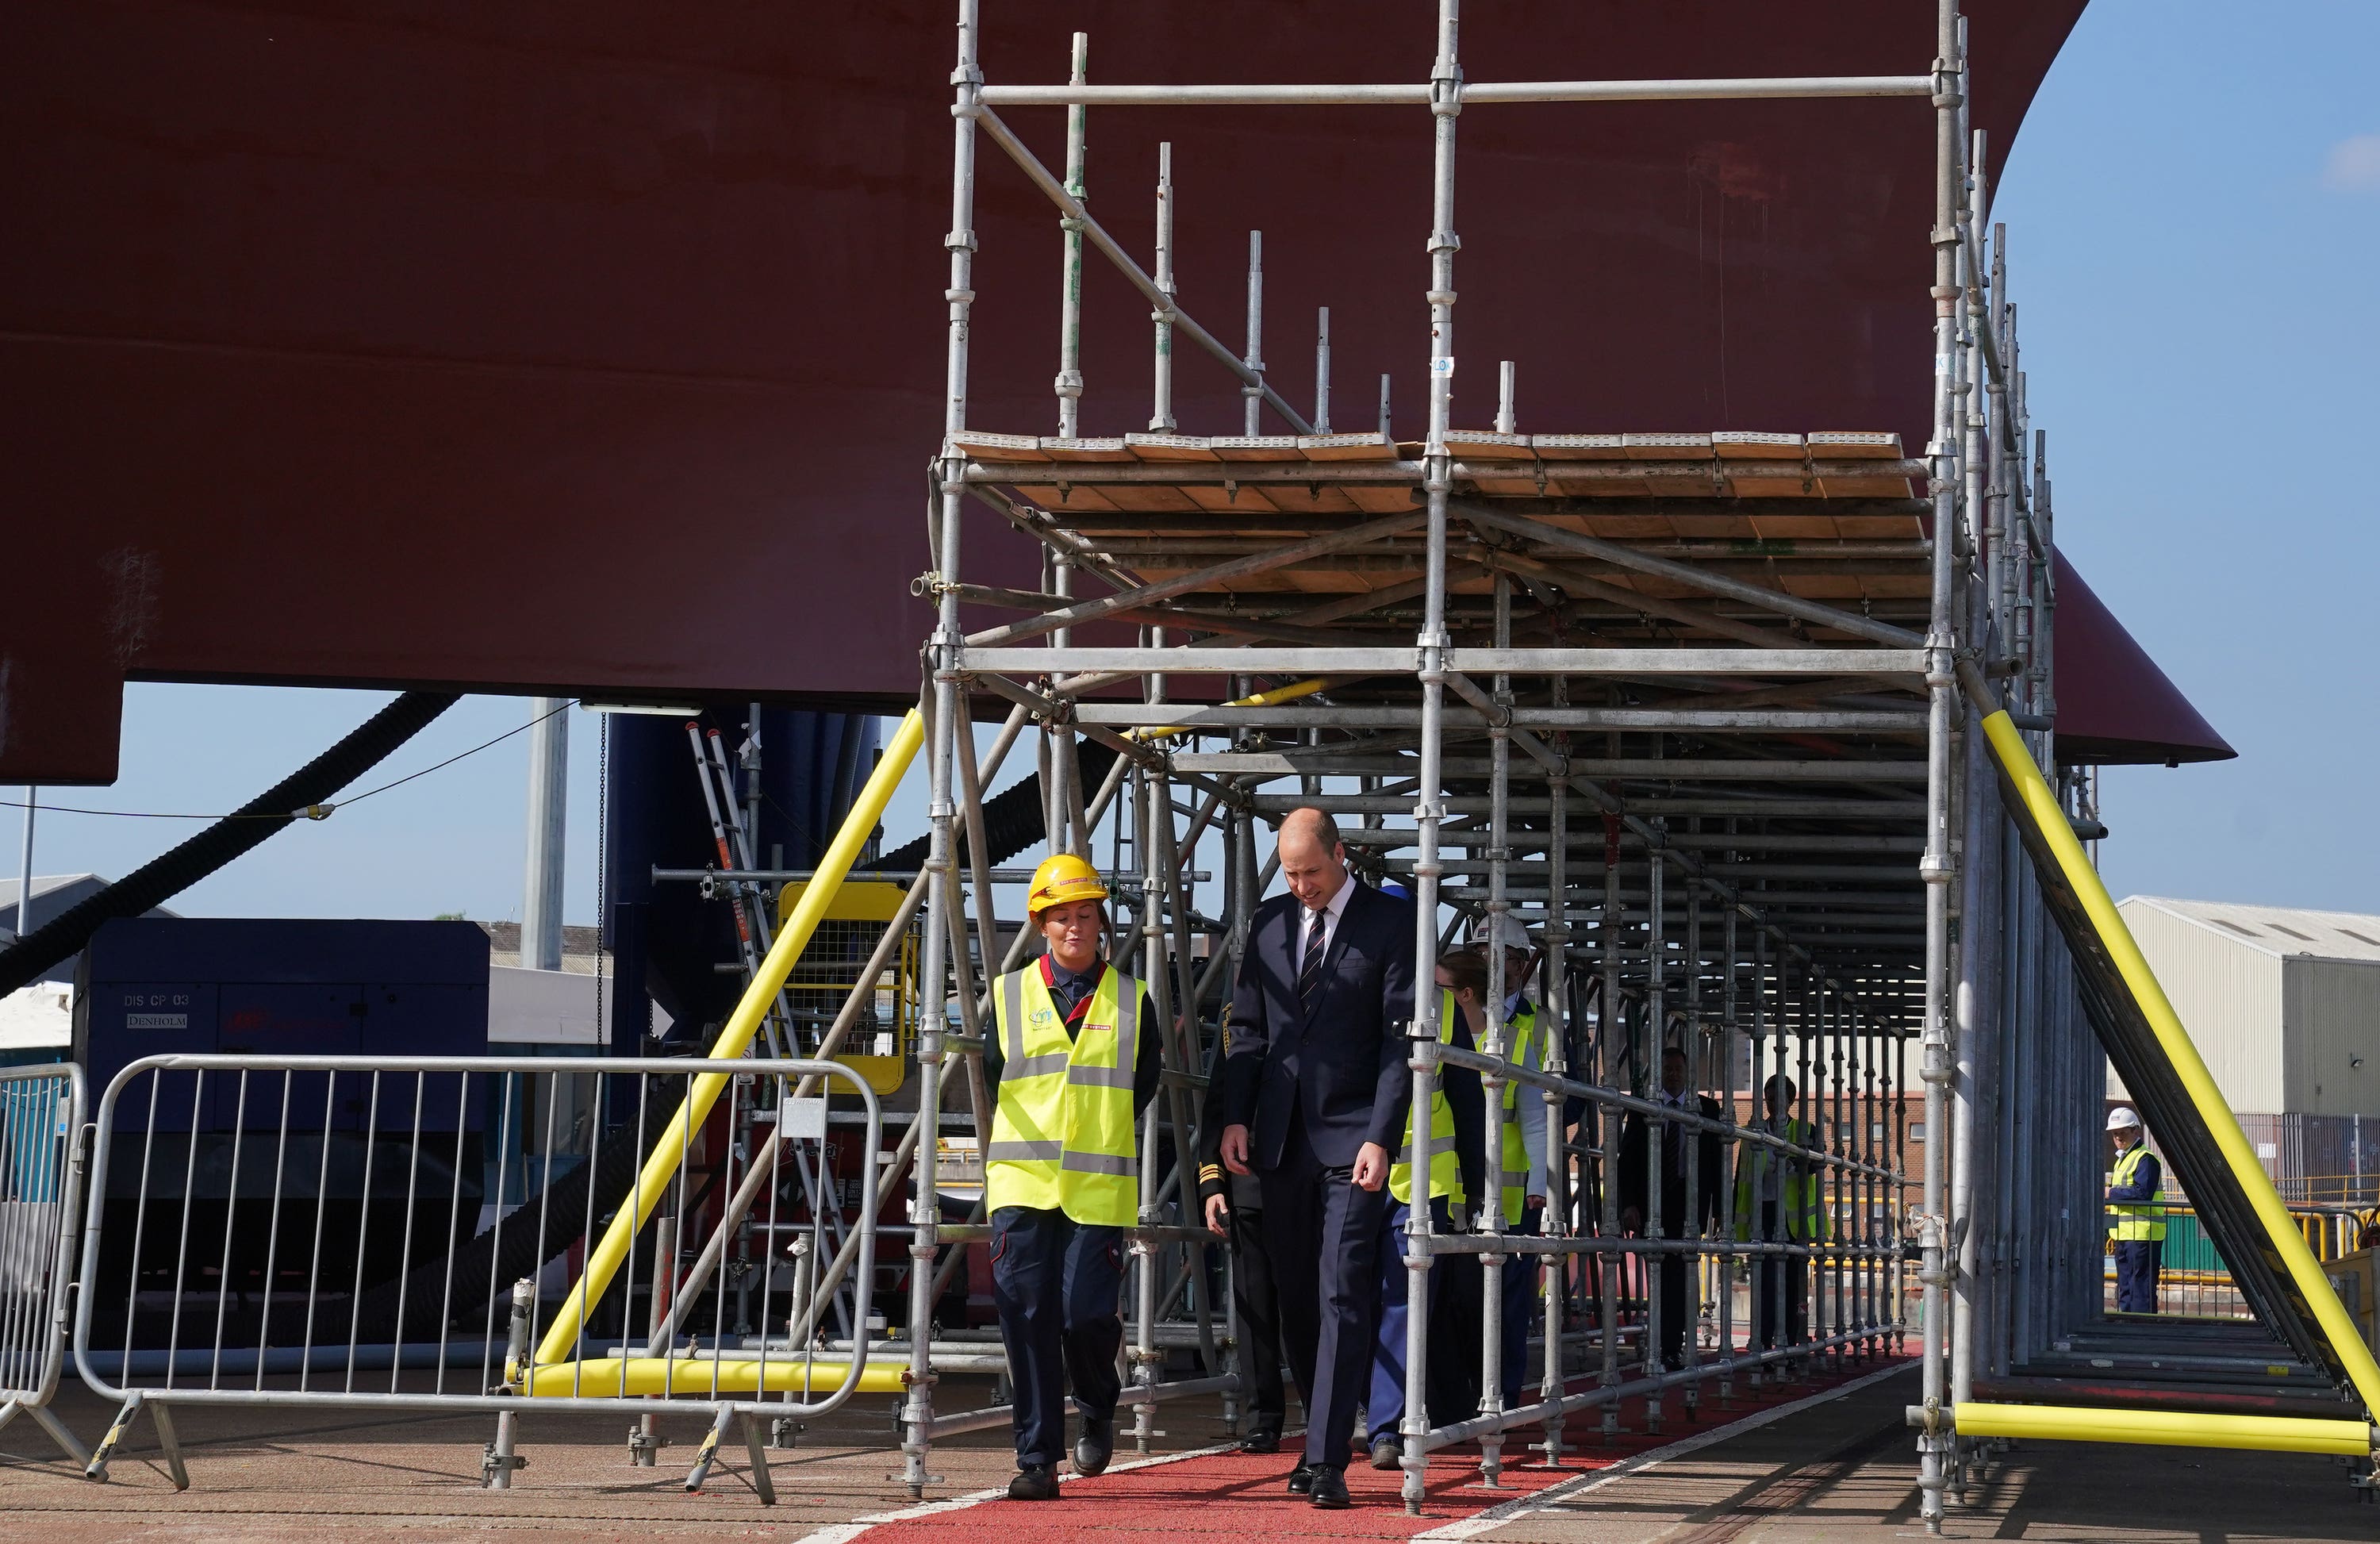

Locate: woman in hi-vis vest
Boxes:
[983,852,1163,1500]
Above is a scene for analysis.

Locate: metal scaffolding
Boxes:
[886,0,2094,1526]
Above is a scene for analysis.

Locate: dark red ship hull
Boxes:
[8,1,2221,784]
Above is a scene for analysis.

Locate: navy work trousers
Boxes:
[1752,1204,1808,1352]
[1367,1195,1451,1445]
[2113,1239,2162,1314]
[990,1204,1125,1468]
[1500,1202,1545,1404]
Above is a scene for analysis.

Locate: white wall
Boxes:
[2111,899,2284,1110]
[2284,956,2380,1117]
[0,981,72,1052]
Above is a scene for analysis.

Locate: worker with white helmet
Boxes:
[2105,1106,2165,1315]
[985,852,1164,1500]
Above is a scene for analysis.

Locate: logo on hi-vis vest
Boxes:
[1030,1008,1055,1025]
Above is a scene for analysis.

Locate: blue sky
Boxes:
[1990,0,2380,912]
[12,0,2376,928]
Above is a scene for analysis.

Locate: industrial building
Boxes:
[2113,896,2380,1204]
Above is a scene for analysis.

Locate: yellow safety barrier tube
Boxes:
[532,708,925,1369]
[526,1357,910,1399]
[1952,1401,2372,1458]
[1975,705,2380,1422]
[1129,676,1334,742]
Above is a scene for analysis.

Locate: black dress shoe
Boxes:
[1285,1462,1315,1496]
[1238,1427,1281,1455]
[1308,1465,1351,1509]
[1074,1415,1113,1477]
[1008,1464,1057,1500]
[1368,1435,1400,1470]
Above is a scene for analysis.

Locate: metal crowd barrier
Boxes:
[0,1061,87,1465]
[71,1053,878,1499]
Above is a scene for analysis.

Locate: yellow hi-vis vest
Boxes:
[2107,1143,2167,1242]
[1390,989,1466,1207]
[985,962,1140,1227]
[1732,1118,1829,1242]
[1493,1000,1537,1223]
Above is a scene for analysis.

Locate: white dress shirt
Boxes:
[1298,867,1357,968]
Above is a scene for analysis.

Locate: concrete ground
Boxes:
[3,1368,2370,1542]
[1465,1369,2373,1544]
[1,1373,1099,1541]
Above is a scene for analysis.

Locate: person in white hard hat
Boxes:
[1466,913,1548,1408]
[2105,1106,2165,1314]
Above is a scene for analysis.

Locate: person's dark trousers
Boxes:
[1367,1195,1451,1444]
[1262,1123,1390,1470]
[990,1205,1125,1468]
[1229,1200,1288,1435]
[2113,1239,2163,1314]
[1752,1203,1808,1353]
[1653,1219,1696,1368]
[1499,1202,1545,1406]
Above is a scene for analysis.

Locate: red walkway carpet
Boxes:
[840,1355,1915,1543]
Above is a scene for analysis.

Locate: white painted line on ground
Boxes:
[1411,1360,1919,1542]
[788,1426,1287,1542]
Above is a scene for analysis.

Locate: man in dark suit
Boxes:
[1618,1043,1725,1370]
[1199,1026,1287,1454]
[1219,807,1417,1511]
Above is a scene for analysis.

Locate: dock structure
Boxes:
[26,2,2376,1529]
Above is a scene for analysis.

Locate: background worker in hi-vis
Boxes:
[2105,1106,2165,1315]
[984,853,1164,1500]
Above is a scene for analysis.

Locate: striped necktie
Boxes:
[1297,908,1327,1014]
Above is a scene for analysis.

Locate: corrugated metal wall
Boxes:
[2283,957,2380,1116]
[2110,900,2284,1110]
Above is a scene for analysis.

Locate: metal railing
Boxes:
[2098,1202,2373,1321]
[71,1053,877,1499]
[0,1061,87,1465]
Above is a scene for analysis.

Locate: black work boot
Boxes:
[1008,1463,1057,1500]
[1369,1435,1401,1470]
[1074,1414,1114,1477]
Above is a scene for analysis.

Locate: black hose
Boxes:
[0,690,461,994]
[867,739,1119,875]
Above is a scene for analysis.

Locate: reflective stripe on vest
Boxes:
[985,963,1140,1226]
[1495,1002,1536,1221]
[1390,990,1467,1206]
[2107,1143,2167,1242]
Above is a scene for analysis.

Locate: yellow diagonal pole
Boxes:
[532,709,924,1368]
[1977,705,2380,1419]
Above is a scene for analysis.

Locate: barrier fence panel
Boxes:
[0,1060,87,1465]
[71,1053,878,1498]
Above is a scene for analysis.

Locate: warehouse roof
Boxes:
[2120,895,2380,964]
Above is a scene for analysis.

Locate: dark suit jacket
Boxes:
[1219,880,1418,1170]
[1618,1093,1726,1236]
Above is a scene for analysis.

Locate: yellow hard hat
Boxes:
[1027,851,1108,919]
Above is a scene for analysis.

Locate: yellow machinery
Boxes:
[776,877,918,1096]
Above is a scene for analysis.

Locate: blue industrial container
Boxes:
[76,916,489,1124]
[71,918,493,1351]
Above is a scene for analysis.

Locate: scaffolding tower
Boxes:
[883,0,2082,1526]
